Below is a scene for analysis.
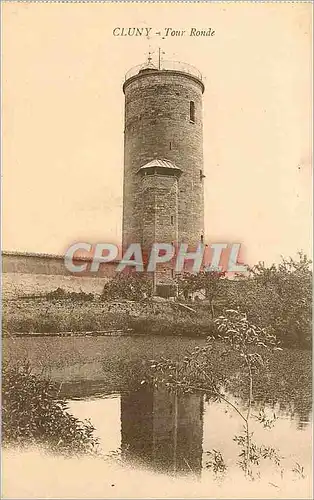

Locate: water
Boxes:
[66,382,311,479]
[2,335,312,497]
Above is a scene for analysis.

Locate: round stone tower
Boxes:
[122,60,205,252]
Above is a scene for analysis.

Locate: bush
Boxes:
[180,253,312,348]
[102,272,153,301]
[46,288,94,302]
[2,363,99,455]
[126,308,214,337]
[221,253,312,348]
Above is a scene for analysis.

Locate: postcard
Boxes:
[1,1,312,499]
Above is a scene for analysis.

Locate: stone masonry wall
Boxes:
[2,253,115,299]
[141,174,179,249]
[2,273,109,299]
[122,70,205,249]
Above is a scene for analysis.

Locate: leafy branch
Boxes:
[148,309,283,479]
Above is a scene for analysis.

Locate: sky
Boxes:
[2,1,312,266]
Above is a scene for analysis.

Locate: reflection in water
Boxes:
[62,353,311,478]
[3,336,312,498]
[121,385,204,476]
[67,382,312,482]
[5,334,310,480]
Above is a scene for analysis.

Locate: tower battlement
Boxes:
[123,60,204,94]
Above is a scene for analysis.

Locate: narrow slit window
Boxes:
[169,141,172,150]
[201,234,204,244]
[190,101,195,123]
[171,215,174,225]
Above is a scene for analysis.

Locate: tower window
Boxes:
[201,234,204,244]
[190,101,195,123]
[171,215,174,225]
[169,141,172,150]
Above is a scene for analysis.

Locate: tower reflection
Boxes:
[121,384,204,476]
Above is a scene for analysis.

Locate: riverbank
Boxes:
[2,296,214,337]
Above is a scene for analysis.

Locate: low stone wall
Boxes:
[2,273,109,299]
[2,252,116,299]
[2,251,117,276]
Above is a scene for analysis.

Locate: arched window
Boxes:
[190,101,195,123]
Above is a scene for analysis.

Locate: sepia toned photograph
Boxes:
[1,1,313,498]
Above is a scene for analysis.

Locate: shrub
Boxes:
[102,272,153,301]
[221,253,312,348]
[126,308,214,337]
[2,363,99,455]
[46,288,94,302]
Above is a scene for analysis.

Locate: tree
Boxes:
[176,271,225,317]
[149,309,284,479]
[221,252,312,347]
[249,252,312,346]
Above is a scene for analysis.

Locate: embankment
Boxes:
[2,296,214,337]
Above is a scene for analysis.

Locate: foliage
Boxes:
[205,449,227,476]
[148,309,284,479]
[101,272,153,301]
[173,252,312,348]
[3,253,311,348]
[222,252,312,348]
[46,287,94,302]
[2,298,132,334]
[292,462,306,479]
[213,310,283,477]
[256,408,278,429]
[233,432,282,479]
[175,271,225,317]
[2,363,99,455]
[3,296,213,337]
[127,311,213,337]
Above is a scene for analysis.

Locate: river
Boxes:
[2,335,312,498]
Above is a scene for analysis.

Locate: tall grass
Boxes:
[2,295,213,337]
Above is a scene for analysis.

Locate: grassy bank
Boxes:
[2,296,214,337]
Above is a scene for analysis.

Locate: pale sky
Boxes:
[2,2,312,265]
